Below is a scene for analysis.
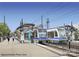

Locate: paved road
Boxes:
[0,38,60,57]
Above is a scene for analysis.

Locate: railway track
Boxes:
[40,43,79,57]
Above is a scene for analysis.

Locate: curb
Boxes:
[36,44,67,56]
[36,43,78,57]
[43,43,79,55]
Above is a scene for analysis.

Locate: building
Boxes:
[16,23,35,43]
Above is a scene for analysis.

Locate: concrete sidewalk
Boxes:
[0,39,60,57]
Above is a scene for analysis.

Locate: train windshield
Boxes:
[58,28,66,39]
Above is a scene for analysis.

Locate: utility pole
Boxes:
[46,18,49,29]
[46,18,50,42]
[68,21,73,51]
[69,21,73,50]
[41,16,43,29]
[4,16,5,25]
[20,18,23,26]
[71,21,73,38]
[20,18,24,43]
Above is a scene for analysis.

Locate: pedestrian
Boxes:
[13,37,14,42]
[31,35,34,43]
[7,36,10,42]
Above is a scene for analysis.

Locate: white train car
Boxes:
[47,26,70,43]
[33,29,47,43]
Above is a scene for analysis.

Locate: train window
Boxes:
[39,29,46,32]
[58,28,66,38]
[48,32,54,38]
[55,31,58,37]
[74,32,79,41]
[39,33,46,38]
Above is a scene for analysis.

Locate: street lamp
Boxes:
[65,25,71,50]
[69,27,72,49]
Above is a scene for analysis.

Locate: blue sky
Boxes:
[0,2,79,32]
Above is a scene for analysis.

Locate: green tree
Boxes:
[0,23,10,36]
